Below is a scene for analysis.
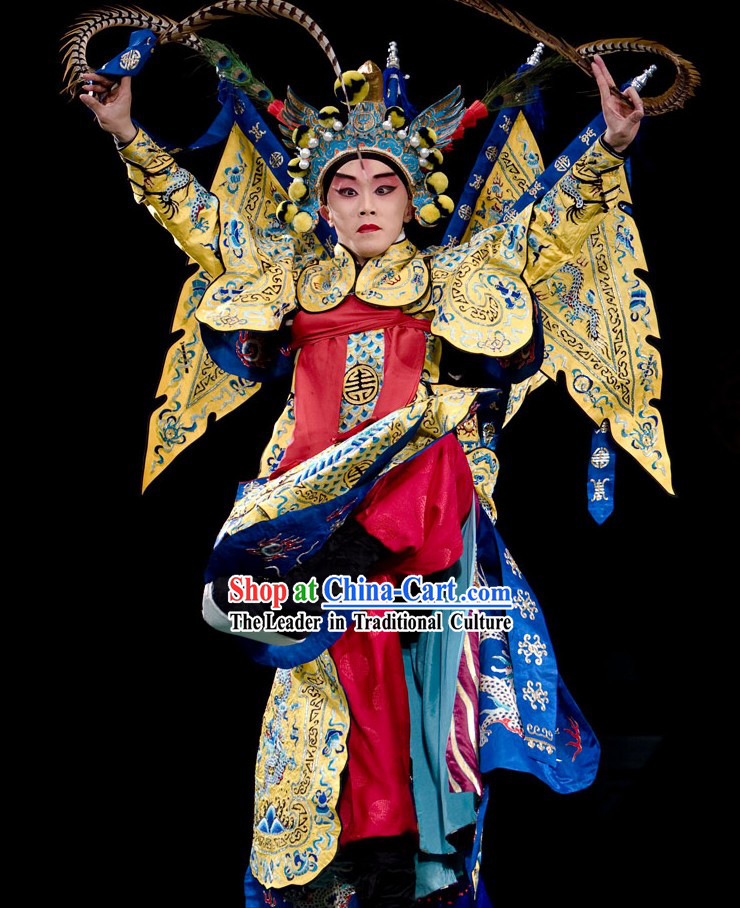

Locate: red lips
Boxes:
[357,224,381,233]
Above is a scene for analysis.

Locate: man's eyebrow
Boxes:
[333,170,400,181]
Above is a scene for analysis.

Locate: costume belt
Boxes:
[273,296,432,477]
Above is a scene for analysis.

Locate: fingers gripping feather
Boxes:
[574,37,701,115]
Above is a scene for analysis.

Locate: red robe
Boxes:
[278,296,474,845]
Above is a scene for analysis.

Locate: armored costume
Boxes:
[63,3,699,905]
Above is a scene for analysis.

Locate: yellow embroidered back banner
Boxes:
[143,267,261,490]
[452,110,672,492]
[144,123,307,489]
[460,111,543,243]
[196,125,323,333]
[531,171,673,493]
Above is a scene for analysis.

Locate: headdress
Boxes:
[276,54,462,233]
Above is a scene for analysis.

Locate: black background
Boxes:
[43,2,730,904]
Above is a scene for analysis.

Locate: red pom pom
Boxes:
[268,99,286,124]
[462,99,489,129]
[444,99,489,150]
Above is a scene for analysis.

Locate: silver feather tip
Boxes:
[631,64,657,94]
[526,43,545,66]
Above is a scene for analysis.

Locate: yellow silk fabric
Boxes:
[250,653,350,889]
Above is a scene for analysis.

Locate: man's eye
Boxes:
[376,185,397,195]
[338,187,357,197]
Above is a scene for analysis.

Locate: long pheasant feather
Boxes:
[160,1,344,80]
[449,0,700,115]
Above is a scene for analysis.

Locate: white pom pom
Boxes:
[323,131,334,141]
[299,148,311,159]
[333,120,343,131]
[382,119,393,130]
[299,159,310,170]
[397,129,407,139]
[409,134,420,147]
[419,147,430,159]
[308,137,319,149]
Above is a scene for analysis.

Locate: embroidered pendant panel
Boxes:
[338,331,385,433]
[456,414,500,524]
[477,540,556,759]
[478,624,525,747]
[251,652,350,889]
[259,394,297,478]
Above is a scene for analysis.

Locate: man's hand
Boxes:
[79,72,137,145]
[592,54,644,154]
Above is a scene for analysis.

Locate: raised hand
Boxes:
[79,72,137,145]
[591,54,644,153]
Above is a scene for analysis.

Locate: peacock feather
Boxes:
[197,37,273,105]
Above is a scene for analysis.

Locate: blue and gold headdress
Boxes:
[276,54,463,233]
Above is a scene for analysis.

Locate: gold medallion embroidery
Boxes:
[342,364,380,405]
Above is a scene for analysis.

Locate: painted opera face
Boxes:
[320,156,414,263]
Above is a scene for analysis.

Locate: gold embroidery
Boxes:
[251,653,350,888]
[342,364,380,405]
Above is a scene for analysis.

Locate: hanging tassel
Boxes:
[522,90,546,139]
[587,420,616,524]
